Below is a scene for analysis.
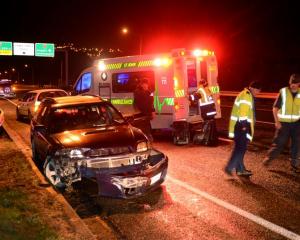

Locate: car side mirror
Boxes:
[70,90,77,96]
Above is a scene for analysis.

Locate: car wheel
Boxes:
[16,108,22,121]
[43,158,66,191]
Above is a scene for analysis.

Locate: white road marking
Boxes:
[1,97,17,106]
[168,175,300,240]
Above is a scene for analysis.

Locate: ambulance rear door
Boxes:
[173,57,189,121]
[202,56,221,119]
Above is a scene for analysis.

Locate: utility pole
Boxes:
[55,48,69,87]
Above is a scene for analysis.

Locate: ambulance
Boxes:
[73,48,221,144]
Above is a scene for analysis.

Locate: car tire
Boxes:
[43,157,66,191]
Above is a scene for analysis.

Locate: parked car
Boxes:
[30,95,168,198]
[16,89,68,120]
[0,79,16,98]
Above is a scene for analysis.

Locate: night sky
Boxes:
[1,0,300,90]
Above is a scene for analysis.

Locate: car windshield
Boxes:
[48,103,126,133]
[38,91,68,101]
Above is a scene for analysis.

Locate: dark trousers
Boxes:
[226,123,248,172]
[267,121,300,167]
[202,119,218,145]
[132,115,153,142]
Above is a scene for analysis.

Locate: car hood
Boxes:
[50,124,146,149]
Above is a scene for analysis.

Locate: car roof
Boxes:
[27,89,67,94]
[46,95,104,107]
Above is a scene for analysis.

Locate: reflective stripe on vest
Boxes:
[228,132,252,141]
[199,100,215,106]
[234,99,253,108]
[207,111,217,116]
[277,87,300,122]
[246,133,252,141]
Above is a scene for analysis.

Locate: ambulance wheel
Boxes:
[173,135,189,145]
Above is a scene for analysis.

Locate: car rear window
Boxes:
[38,91,67,101]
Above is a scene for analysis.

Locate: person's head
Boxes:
[199,78,208,87]
[289,74,300,93]
[139,78,149,91]
[248,80,262,96]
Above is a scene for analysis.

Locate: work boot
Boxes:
[237,169,253,176]
[224,167,233,177]
[291,165,300,174]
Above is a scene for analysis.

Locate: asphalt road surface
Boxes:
[1,97,299,240]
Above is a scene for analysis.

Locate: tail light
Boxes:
[34,101,41,112]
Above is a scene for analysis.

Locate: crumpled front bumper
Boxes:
[80,149,168,198]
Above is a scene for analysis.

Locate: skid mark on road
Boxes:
[168,175,300,240]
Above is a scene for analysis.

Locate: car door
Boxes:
[18,93,30,115]
[33,106,53,162]
[26,93,37,116]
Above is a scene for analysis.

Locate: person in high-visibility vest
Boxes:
[189,79,218,145]
[196,79,217,120]
[224,81,262,176]
[263,74,300,173]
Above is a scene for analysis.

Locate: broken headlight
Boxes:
[54,148,90,159]
[136,141,149,153]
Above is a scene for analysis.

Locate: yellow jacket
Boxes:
[277,87,300,122]
[229,88,255,141]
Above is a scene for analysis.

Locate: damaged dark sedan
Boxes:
[30,95,168,198]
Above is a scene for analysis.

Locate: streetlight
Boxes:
[121,27,143,55]
[122,27,128,34]
[11,68,19,82]
[23,64,34,85]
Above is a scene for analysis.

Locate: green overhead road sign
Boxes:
[0,41,13,56]
[35,43,55,57]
